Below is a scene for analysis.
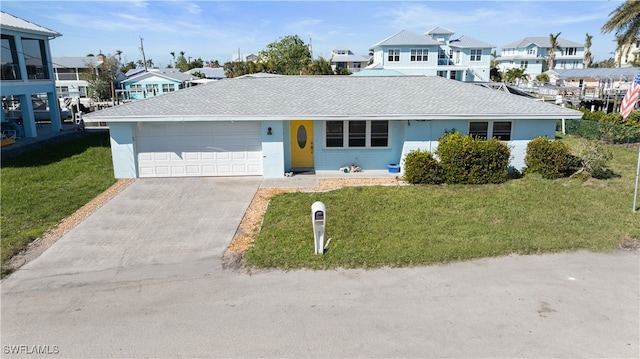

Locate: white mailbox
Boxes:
[311,201,326,254]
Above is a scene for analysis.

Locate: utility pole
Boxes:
[140,36,148,72]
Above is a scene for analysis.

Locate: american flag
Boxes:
[621,72,640,120]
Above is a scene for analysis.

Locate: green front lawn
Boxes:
[246,137,640,269]
[1,131,116,277]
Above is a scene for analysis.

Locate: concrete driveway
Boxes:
[1,177,639,358]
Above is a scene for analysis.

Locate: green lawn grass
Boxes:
[246,136,640,269]
[0,131,116,277]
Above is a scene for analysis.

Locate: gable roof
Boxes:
[502,37,583,49]
[122,70,194,84]
[86,76,582,122]
[371,30,441,47]
[448,35,495,49]
[0,11,61,37]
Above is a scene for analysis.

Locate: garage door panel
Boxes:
[137,122,263,178]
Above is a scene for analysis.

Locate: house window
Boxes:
[469,121,512,141]
[1,34,20,80]
[437,71,447,78]
[79,86,88,98]
[21,38,50,80]
[564,48,577,56]
[520,60,529,69]
[410,49,428,62]
[438,49,448,65]
[130,84,143,93]
[470,49,482,62]
[326,121,344,147]
[146,84,159,95]
[528,48,536,55]
[450,71,457,80]
[162,84,175,93]
[56,86,69,97]
[388,49,400,62]
[325,120,389,148]
[371,121,389,147]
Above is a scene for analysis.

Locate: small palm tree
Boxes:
[546,32,563,71]
[601,0,640,47]
[504,67,530,84]
[584,33,593,68]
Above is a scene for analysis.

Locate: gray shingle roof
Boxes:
[448,35,495,49]
[371,30,441,47]
[86,76,582,121]
[0,11,61,37]
[502,37,583,49]
[52,57,98,69]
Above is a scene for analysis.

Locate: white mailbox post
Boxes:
[311,201,326,254]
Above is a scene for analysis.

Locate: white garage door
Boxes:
[136,122,263,177]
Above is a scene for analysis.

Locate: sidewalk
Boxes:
[260,170,401,188]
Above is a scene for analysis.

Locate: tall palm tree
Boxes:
[601,0,640,47]
[115,50,123,62]
[546,32,563,71]
[584,33,593,68]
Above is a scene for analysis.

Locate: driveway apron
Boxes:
[3,177,261,289]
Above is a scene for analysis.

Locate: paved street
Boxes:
[1,178,638,358]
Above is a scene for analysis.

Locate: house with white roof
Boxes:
[121,69,197,100]
[1,11,64,138]
[359,27,494,82]
[85,76,582,179]
[329,47,370,73]
[496,36,585,78]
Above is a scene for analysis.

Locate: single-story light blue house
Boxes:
[85,76,583,179]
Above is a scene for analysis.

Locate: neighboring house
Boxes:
[361,27,495,82]
[85,76,582,179]
[53,55,125,109]
[230,52,258,62]
[1,11,63,138]
[121,69,195,100]
[186,67,225,80]
[329,47,370,73]
[548,67,640,97]
[615,39,640,67]
[497,36,585,78]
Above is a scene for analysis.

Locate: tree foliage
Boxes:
[504,67,529,84]
[601,0,640,47]
[259,35,311,75]
[80,54,119,101]
[546,32,562,71]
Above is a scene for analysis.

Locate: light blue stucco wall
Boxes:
[0,28,62,137]
[109,122,137,178]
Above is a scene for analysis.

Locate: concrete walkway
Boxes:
[1,177,638,358]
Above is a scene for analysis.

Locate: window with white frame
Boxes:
[130,84,143,93]
[387,49,400,62]
[528,48,536,55]
[410,49,428,62]
[469,121,512,141]
[146,84,159,95]
[162,84,175,93]
[470,49,482,61]
[520,60,528,69]
[325,120,389,148]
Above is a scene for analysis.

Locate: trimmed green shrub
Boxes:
[524,137,576,179]
[436,132,511,184]
[403,149,443,184]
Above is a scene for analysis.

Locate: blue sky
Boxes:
[1,0,624,68]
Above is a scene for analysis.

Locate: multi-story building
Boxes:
[496,36,585,78]
[615,39,640,67]
[359,27,494,82]
[1,11,64,138]
[329,47,370,73]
